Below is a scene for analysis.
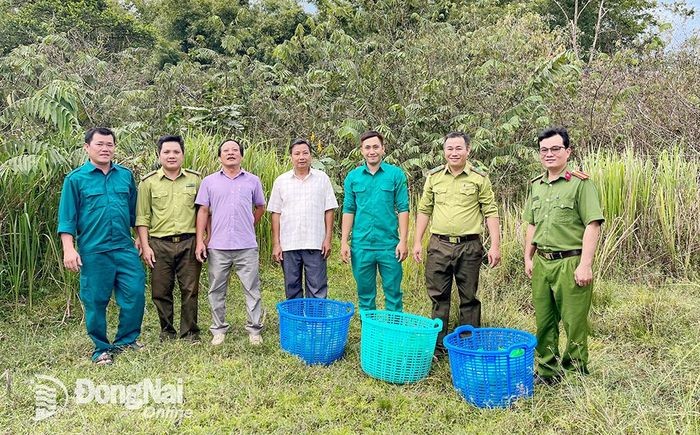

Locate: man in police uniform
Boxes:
[413,131,501,357]
[340,130,410,312]
[58,127,145,365]
[136,135,202,342]
[523,127,604,384]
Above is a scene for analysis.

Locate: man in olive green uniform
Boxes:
[136,135,202,341]
[523,127,604,384]
[413,131,501,357]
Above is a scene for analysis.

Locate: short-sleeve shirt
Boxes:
[417,164,498,236]
[523,166,604,252]
[195,169,266,250]
[57,161,137,255]
[267,168,338,251]
[342,162,409,250]
[135,168,201,237]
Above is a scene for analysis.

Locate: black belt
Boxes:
[537,249,582,260]
[152,233,195,243]
[434,234,480,244]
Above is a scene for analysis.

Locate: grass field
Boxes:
[1,252,699,434]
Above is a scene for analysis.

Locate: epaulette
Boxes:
[140,170,157,181]
[571,170,589,180]
[184,168,201,177]
[530,173,545,183]
[426,165,445,176]
[468,163,487,177]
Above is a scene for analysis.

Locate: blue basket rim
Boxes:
[277,298,354,321]
[443,326,537,355]
[360,309,442,333]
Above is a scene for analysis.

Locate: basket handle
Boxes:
[453,325,475,335]
[506,343,528,356]
[344,302,355,316]
[432,318,443,330]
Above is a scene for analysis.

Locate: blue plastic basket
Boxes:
[444,325,537,408]
[360,310,442,384]
[277,298,354,365]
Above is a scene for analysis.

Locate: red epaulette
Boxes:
[570,170,589,180]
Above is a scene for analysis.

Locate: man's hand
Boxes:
[195,241,208,263]
[574,263,593,287]
[63,247,82,272]
[340,241,350,264]
[141,245,156,269]
[134,237,142,256]
[412,241,423,263]
[395,240,408,262]
[321,238,332,260]
[487,246,501,268]
[524,257,534,279]
[272,244,283,264]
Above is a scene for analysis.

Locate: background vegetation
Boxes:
[0,0,698,432]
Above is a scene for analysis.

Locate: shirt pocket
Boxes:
[459,183,478,203]
[113,186,131,207]
[434,186,448,205]
[176,188,197,209]
[84,188,106,211]
[352,183,367,206]
[379,181,394,203]
[152,190,170,208]
[531,200,543,223]
[552,196,576,223]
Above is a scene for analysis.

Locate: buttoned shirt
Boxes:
[135,168,201,237]
[417,164,499,236]
[195,169,265,250]
[342,162,410,250]
[523,166,604,252]
[267,168,338,251]
[57,161,137,255]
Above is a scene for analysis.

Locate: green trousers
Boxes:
[532,254,592,377]
[350,248,403,312]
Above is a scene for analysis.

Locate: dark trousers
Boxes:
[149,237,202,339]
[425,234,483,351]
[281,249,328,299]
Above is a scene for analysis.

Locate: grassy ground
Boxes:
[1,256,699,434]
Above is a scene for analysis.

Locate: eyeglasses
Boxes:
[539,146,565,155]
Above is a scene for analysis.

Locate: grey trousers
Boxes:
[281,249,328,300]
[207,248,264,336]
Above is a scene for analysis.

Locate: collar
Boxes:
[157,167,187,180]
[362,161,386,174]
[219,168,246,180]
[84,160,116,173]
[290,168,314,180]
[540,166,573,184]
[442,163,469,176]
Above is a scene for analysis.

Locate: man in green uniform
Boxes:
[340,130,409,312]
[136,135,202,341]
[58,127,145,365]
[413,131,501,357]
[523,126,604,385]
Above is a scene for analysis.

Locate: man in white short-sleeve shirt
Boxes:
[268,138,339,299]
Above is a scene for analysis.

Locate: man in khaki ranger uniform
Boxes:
[136,135,202,341]
[523,127,604,385]
[413,131,501,358]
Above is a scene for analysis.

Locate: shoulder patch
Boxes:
[140,170,157,181]
[426,165,444,176]
[530,173,545,183]
[571,170,589,180]
[184,168,201,177]
[469,164,487,177]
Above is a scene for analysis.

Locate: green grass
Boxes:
[1,256,699,433]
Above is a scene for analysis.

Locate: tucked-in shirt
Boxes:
[342,162,409,250]
[267,168,338,251]
[57,161,137,255]
[417,164,499,236]
[135,168,201,237]
[195,169,265,250]
[523,166,604,252]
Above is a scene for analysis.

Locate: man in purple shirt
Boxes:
[195,139,266,346]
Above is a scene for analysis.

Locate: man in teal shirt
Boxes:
[340,130,409,312]
[58,127,145,365]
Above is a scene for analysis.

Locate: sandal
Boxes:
[94,352,113,365]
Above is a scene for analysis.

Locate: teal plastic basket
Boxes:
[360,310,442,384]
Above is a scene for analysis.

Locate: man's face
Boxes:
[219,141,242,168]
[159,141,184,172]
[539,134,571,172]
[360,136,384,166]
[84,132,115,166]
[443,137,469,169]
[291,143,311,172]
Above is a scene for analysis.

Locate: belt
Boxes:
[537,249,582,260]
[434,234,480,244]
[152,233,195,243]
